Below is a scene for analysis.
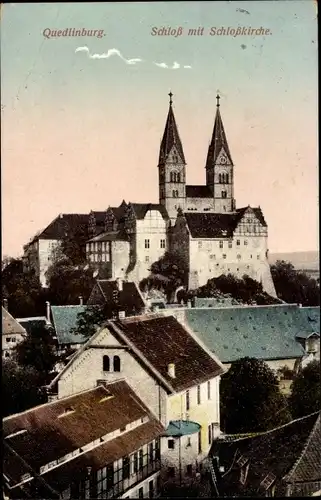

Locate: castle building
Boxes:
[22,92,276,296]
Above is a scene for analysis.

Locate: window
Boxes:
[123,456,130,479]
[149,480,154,498]
[186,464,193,476]
[149,443,153,462]
[103,355,110,372]
[106,464,114,489]
[210,254,216,260]
[139,449,144,469]
[145,256,150,263]
[168,439,175,449]
[6,337,10,343]
[219,241,223,248]
[219,173,222,183]
[198,430,202,454]
[172,190,179,198]
[244,240,248,246]
[208,424,212,445]
[223,254,227,259]
[257,254,260,260]
[207,381,211,399]
[120,426,126,432]
[138,487,144,499]
[222,190,227,199]
[113,355,121,372]
[186,390,190,411]
[145,239,150,249]
[186,437,191,447]
[160,239,166,249]
[95,242,98,251]
[177,173,181,182]
[237,254,241,260]
[236,239,240,246]
[197,385,201,404]
[133,452,138,473]
[228,240,232,248]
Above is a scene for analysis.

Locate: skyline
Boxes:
[1,1,318,258]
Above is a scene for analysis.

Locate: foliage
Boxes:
[60,222,89,265]
[72,300,121,339]
[271,260,320,306]
[140,252,188,302]
[2,359,47,417]
[220,357,292,434]
[1,257,48,317]
[14,323,57,383]
[192,273,279,305]
[289,361,321,418]
[46,257,95,305]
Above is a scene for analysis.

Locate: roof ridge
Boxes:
[227,411,321,443]
[283,412,321,482]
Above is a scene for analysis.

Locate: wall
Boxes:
[185,197,214,211]
[119,471,160,499]
[38,239,60,287]
[111,241,131,280]
[2,332,26,358]
[57,327,168,426]
[130,211,167,282]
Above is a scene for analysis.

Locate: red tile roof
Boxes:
[112,315,224,392]
[3,381,163,489]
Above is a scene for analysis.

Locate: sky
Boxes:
[1,1,318,257]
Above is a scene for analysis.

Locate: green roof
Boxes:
[51,305,88,345]
[194,297,240,308]
[185,305,308,363]
[297,307,320,337]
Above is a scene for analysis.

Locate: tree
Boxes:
[140,252,188,302]
[60,222,89,265]
[220,357,292,434]
[289,361,321,418]
[14,323,57,384]
[46,257,95,305]
[72,301,121,339]
[2,359,47,417]
[271,260,320,306]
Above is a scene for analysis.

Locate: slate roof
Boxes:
[113,314,224,392]
[2,307,27,336]
[297,307,320,337]
[3,381,164,493]
[30,214,90,242]
[186,185,213,198]
[159,101,186,164]
[211,412,321,496]
[183,305,307,363]
[205,105,233,168]
[130,203,169,221]
[88,280,146,316]
[87,230,128,243]
[51,305,88,345]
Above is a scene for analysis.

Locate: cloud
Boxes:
[75,46,143,65]
[153,61,191,70]
[76,47,192,70]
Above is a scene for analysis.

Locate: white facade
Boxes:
[23,237,60,287]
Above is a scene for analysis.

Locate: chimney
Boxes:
[3,298,8,310]
[79,296,83,305]
[118,310,126,319]
[46,301,50,322]
[168,363,176,379]
[116,277,123,292]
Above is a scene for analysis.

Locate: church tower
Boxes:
[205,94,236,213]
[158,92,186,221]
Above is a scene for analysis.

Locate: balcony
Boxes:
[104,459,161,499]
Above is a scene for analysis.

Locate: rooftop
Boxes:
[51,305,88,345]
[2,307,27,337]
[164,420,201,437]
[88,280,146,316]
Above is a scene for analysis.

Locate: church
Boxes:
[85,93,277,297]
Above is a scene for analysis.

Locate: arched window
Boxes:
[103,355,110,372]
[176,190,179,197]
[219,173,222,184]
[226,174,229,184]
[177,173,180,183]
[222,190,227,199]
[170,172,174,182]
[113,355,121,372]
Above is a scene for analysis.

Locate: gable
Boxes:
[216,147,232,166]
[234,207,267,235]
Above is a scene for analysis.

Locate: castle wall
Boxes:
[111,240,131,280]
[185,197,214,211]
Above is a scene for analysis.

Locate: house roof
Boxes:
[2,307,27,337]
[186,185,213,198]
[88,280,146,316]
[183,211,241,239]
[113,314,225,392]
[297,307,320,337]
[211,412,321,494]
[183,305,307,363]
[3,381,164,492]
[130,203,169,221]
[159,101,186,164]
[51,305,88,345]
[87,229,129,243]
[16,317,50,335]
[31,214,90,242]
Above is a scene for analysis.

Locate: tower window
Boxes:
[219,241,223,249]
[228,240,232,248]
[145,239,150,249]
[236,240,240,246]
[177,173,181,183]
[172,190,179,198]
[113,355,121,372]
[222,191,227,199]
[103,355,110,372]
[160,239,166,249]
[223,254,227,259]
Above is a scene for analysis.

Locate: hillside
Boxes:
[269,251,319,271]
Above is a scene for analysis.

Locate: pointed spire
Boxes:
[159,92,186,164]
[206,94,233,167]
